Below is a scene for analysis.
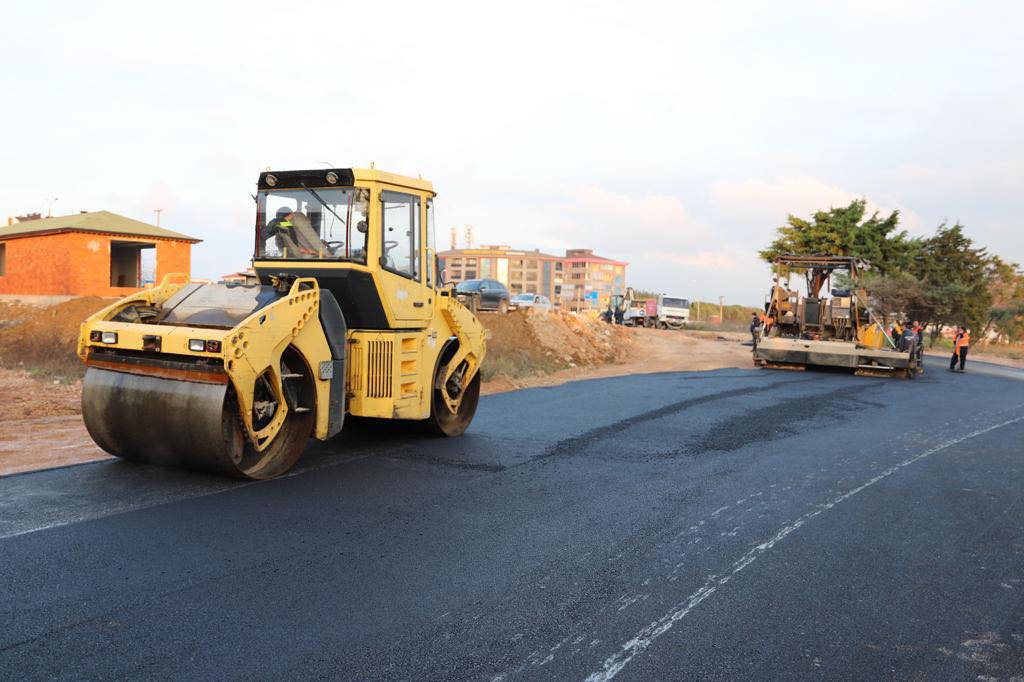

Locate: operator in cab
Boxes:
[265,206,325,258]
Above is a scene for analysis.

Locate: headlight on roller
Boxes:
[101,331,118,344]
[188,339,207,352]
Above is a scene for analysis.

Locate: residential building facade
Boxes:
[560,249,628,313]
[436,245,565,302]
[436,245,627,311]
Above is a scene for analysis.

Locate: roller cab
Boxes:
[79,168,487,479]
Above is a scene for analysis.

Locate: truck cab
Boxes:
[646,294,689,329]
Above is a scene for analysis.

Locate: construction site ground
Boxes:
[3,299,1020,477]
[0,300,753,476]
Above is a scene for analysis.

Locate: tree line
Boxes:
[759,200,1024,345]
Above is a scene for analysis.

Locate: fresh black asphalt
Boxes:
[2,356,1023,680]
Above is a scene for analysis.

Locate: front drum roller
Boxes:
[82,350,315,479]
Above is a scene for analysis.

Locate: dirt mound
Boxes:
[0,297,110,378]
[478,309,634,382]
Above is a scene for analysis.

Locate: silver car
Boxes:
[510,293,552,313]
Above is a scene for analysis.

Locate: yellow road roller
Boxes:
[78,168,486,479]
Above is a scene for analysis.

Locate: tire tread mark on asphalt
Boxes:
[683,382,876,454]
[381,452,506,472]
[538,377,816,460]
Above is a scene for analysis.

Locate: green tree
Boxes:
[908,223,991,339]
[983,257,1024,343]
[759,199,916,274]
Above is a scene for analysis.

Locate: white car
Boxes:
[511,293,553,313]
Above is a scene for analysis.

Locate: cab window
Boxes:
[426,198,435,287]
[381,191,420,280]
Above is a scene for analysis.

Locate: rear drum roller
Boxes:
[82,348,315,479]
[428,359,481,437]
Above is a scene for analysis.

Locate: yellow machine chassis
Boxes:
[79,273,486,448]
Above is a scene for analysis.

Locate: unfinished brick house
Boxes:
[0,211,200,298]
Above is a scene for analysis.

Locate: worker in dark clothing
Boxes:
[749,312,762,347]
[949,327,971,372]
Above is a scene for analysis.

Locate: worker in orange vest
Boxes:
[949,326,970,372]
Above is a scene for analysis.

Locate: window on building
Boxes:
[0,243,5,276]
[555,261,563,271]
[466,258,477,266]
[110,241,156,288]
[381,191,420,280]
[464,270,477,279]
[526,272,538,282]
[450,257,463,267]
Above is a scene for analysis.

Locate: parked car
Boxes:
[455,278,510,313]
[510,292,552,313]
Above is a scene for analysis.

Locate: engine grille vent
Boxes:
[347,344,363,394]
[367,339,393,398]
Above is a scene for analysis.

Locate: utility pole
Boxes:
[450,226,457,250]
[463,224,474,249]
[154,208,164,227]
[46,197,59,217]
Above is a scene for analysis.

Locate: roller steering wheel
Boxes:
[383,240,399,254]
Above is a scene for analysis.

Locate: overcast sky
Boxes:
[2,1,1021,304]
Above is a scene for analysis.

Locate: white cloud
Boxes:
[647,249,747,272]
[711,176,926,234]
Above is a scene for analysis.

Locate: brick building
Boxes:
[436,245,627,311]
[0,211,199,298]
[436,245,565,301]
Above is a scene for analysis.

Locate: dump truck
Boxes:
[643,294,689,329]
[78,167,486,479]
[754,255,921,378]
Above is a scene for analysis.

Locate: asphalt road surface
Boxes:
[3,357,1024,680]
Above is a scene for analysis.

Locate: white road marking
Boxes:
[584,414,1024,682]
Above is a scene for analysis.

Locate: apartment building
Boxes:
[436,245,565,301]
[436,245,627,311]
[560,248,628,313]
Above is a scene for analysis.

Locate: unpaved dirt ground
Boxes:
[0,368,108,476]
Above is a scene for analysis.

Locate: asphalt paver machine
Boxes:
[754,255,921,378]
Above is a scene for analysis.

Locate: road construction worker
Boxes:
[911,321,925,367]
[891,320,905,350]
[949,326,970,372]
[750,312,762,347]
[912,320,924,345]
